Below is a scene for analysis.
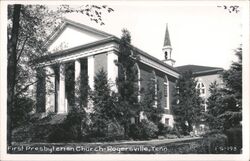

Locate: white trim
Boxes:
[135,63,141,102]
[161,114,174,127]
[88,56,95,90]
[162,45,172,50]
[164,76,170,109]
[140,54,179,78]
[152,70,158,107]
[107,51,118,92]
[39,42,179,79]
[196,81,206,97]
[39,43,119,67]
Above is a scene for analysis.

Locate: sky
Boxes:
[62,2,243,69]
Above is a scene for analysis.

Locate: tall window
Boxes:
[165,118,169,126]
[164,76,170,109]
[196,82,206,96]
[134,63,141,102]
[151,70,157,107]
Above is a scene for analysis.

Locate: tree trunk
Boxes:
[7,4,21,148]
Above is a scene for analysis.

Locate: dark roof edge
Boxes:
[193,68,224,76]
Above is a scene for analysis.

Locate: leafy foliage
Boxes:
[141,73,164,124]
[48,107,87,142]
[7,4,114,144]
[12,97,35,128]
[128,120,158,140]
[172,71,203,135]
[205,81,225,130]
[57,5,114,25]
[89,69,122,137]
[206,48,242,130]
[116,29,141,137]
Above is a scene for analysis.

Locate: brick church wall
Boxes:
[138,62,177,115]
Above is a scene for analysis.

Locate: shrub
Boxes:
[225,126,242,153]
[129,120,158,140]
[204,133,228,154]
[48,108,87,142]
[106,120,124,137]
[128,123,143,140]
[158,123,180,138]
[82,120,125,142]
[12,97,35,128]
[48,124,73,142]
[141,120,158,139]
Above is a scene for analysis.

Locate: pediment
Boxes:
[46,20,112,53]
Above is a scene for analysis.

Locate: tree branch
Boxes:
[15,79,39,97]
[16,36,28,63]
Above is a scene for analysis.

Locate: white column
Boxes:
[45,66,55,113]
[87,56,95,111]
[75,60,81,108]
[58,64,66,113]
[88,56,94,90]
[107,51,118,92]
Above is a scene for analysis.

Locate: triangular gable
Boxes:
[45,19,113,53]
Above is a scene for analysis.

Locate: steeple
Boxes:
[162,24,175,66]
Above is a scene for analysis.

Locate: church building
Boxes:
[36,19,180,127]
[176,65,224,112]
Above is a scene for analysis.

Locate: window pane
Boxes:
[164,84,168,97]
[165,118,169,125]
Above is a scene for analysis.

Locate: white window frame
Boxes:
[152,70,157,108]
[135,63,141,102]
[196,81,206,97]
[164,76,170,109]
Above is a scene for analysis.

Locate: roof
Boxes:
[43,18,113,48]
[38,35,180,74]
[176,65,224,76]
[39,19,180,74]
[163,24,171,47]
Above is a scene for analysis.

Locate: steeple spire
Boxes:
[162,23,175,66]
[163,24,171,47]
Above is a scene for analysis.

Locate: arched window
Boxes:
[164,76,170,109]
[196,81,206,96]
[134,63,141,102]
[151,70,157,107]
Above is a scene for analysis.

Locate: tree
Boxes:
[172,71,203,135]
[90,69,121,137]
[205,81,225,131]
[220,48,242,129]
[7,4,114,145]
[141,73,164,125]
[116,29,141,137]
[205,47,242,131]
